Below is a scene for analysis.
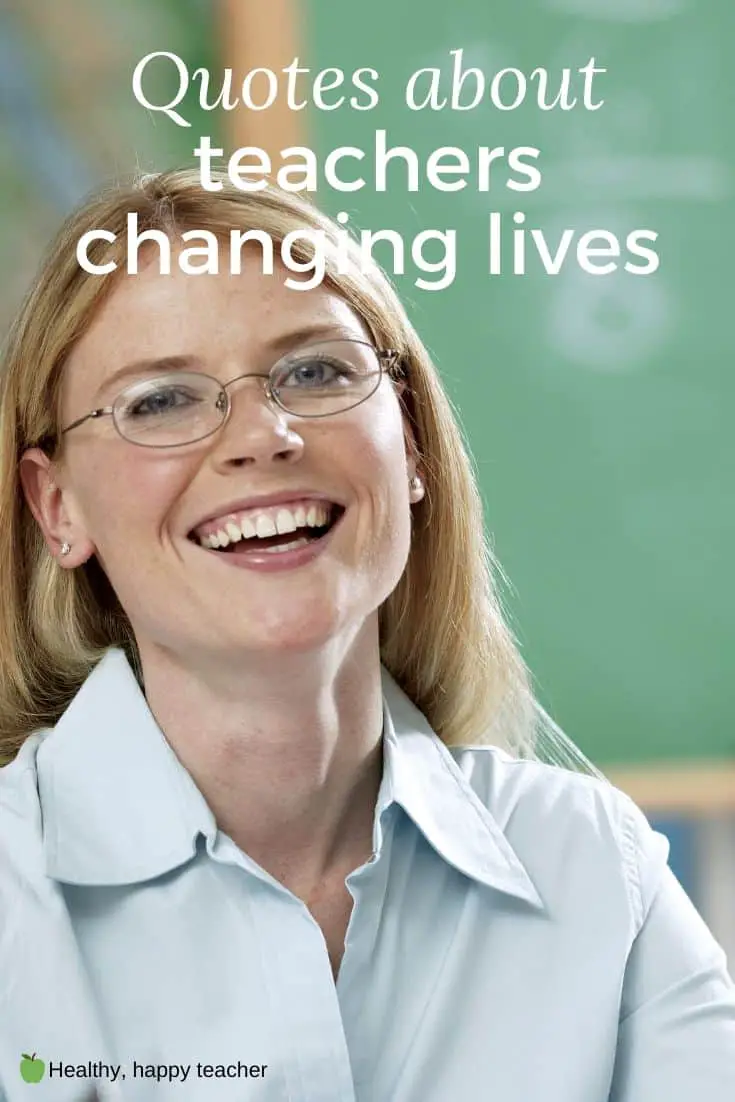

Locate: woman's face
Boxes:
[22,250,422,671]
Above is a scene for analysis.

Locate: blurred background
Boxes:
[1,0,733,959]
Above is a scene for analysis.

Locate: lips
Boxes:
[193,503,346,572]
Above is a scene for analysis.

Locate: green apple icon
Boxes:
[20,1053,45,1083]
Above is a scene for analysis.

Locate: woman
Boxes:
[0,171,732,1102]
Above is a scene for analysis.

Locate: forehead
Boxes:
[64,254,370,402]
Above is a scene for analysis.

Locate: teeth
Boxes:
[255,514,277,538]
[196,502,335,548]
[305,505,329,527]
[260,536,311,554]
[275,509,298,535]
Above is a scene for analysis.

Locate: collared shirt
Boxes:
[0,648,733,1102]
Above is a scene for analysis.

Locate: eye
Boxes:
[276,355,356,389]
[125,384,205,418]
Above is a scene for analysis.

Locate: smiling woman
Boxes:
[0,170,732,1102]
[0,168,535,760]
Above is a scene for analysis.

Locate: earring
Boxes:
[59,541,71,557]
[409,474,423,500]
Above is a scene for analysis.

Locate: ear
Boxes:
[18,448,96,567]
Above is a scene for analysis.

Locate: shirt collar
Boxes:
[38,648,217,886]
[37,648,543,908]
[379,670,543,909]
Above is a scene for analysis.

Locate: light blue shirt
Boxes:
[0,648,733,1101]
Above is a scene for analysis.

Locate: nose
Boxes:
[207,374,305,469]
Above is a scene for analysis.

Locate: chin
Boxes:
[233,610,348,654]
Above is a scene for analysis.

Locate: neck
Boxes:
[135,623,385,894]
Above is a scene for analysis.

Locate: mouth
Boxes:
[187,501,346,557]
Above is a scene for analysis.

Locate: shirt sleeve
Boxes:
[608,794,735,1101]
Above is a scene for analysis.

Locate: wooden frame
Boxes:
[605,761,735,816]
[217,0,305,158]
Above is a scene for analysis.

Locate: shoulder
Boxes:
[0,729,47,819]
[448,743,669,934]
[0,729,89,994]
[0,731,53,902]
[449,741,630,827]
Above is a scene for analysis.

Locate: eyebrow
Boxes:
[93,323,366,402]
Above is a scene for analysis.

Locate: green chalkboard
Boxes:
[305,1,735,766]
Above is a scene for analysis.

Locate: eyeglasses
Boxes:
[56,339,401,449]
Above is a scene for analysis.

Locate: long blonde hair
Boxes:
[0,169,599,775]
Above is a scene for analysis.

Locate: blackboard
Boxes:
[304,0,735,767]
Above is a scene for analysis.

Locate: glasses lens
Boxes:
[114,372,224,446]
[270,340,382,417]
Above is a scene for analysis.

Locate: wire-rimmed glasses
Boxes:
[55,339,401,449]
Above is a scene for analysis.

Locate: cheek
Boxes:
[334,409,413,555]
[346,388,408,467]
[367,408,413,516]
[73,447,193,550]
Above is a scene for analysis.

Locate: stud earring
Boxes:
[409,474,423,499]
[59,541,71,557]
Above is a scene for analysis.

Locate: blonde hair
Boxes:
[0,169,599,775]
